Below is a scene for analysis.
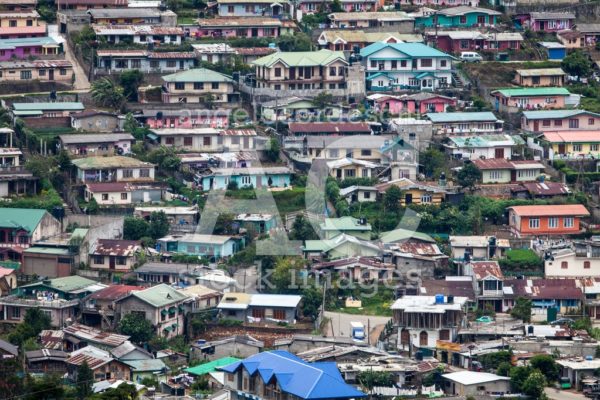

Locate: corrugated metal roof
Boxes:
[64,323,129,347]
[92,239,141,257]
[185,357,240,376]
[508,204,589,217]
[492,87,570,97]
[427,111,499,123]
[129,283,189,307]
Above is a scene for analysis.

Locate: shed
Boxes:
[539,42,567,60]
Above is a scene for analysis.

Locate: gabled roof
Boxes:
[380,228,435,243]
[508,204,589,217]
[472,158,545,171]
[162,68,233,83]
[492,87,570,97]
[63,323,129,348]
[420,279,476,301]
[87,285,142,301]
[185,357,240,376]
[437,5,501,16]
[442,371,509,385]
[21,276,100,293]
[0,207,48,232]
[469,261,504,280]
[122,358,168,372]
[288,122,371,134]
[326,158,378,170]
[0,338,18,357]
[522,109,600,120]
[92,239,141,257]
[515,68,565,77]
[360,42,451,58]
[303,233,380,254]
[253,49,347,68]
[320,216,372,232]
[504,278,583,300]
[67,345,113,369]
[72,156,153,169]
[128,283,189,308]
[59,133,133,145]
[219,351,366,400]
[12,102,84,111]
[543,130,600,143]
[530,12,575,20]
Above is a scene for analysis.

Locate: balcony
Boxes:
[0,295,79,309]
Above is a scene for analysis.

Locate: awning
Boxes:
[163,326,172,332]
[161,309,168,316]
[172,323,178,329]
[178,305,184,312]
[146,133,158,141]
[168,306,176,314]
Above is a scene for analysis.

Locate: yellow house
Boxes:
[376,178,447,206]
[0,10,46,38]
[513,68,566,87]
[326,158,379,180]
[161,68,239,104]
[543,131,600,159]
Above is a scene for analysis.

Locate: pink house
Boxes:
[517,12,575,32]
[0,36,60,60]
[139,109,231,129]
[492,87,570,112]
[398,0,478,6]
[370,92,456,115]
[298,0,379,13]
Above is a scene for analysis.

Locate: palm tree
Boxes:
[91,77,125,110]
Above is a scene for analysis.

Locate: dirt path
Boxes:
[50,24,90,91]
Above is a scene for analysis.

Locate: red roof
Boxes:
[518,181,570,196]
[470,261,504,280]
[86,182,129,193]
[508,204,589,217]
[235,47,277,56]
[543,131,600,143]
[505,278,583,300]
[87,284,142,301]
[472,158,513,170]
[288,122,372,134]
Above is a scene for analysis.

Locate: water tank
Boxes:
[587,355,594,361]
[435,294,444,304]
[415,351,423,361]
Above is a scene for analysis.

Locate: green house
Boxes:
[414,6,501,28]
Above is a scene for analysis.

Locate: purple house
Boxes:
[0,37,61,60]
[519,12,575,32]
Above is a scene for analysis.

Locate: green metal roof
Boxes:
[320,217,372,232]
[23,246,71,256]
[21,276,98,293]
[0,207,48,233]
[448,135,515,147]
[185,357,240,376]
[427,112,499,123]
[123,359,168,372]
[522,109,600,119]
[131,283,189,307]
[492,87,570,97]
[162,68,233,83]
[0,36,59,49]
[13,102,84,111]
[253,49,346,67]
[71,228,89,239]
[380,228,435,243]
[12,110,43,116]
[360,42,452,58]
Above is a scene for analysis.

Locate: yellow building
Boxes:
[161,68,238,104]
[543,131,600,159]
[0,10,46,38]
[513,68,566,87]
[376,178,447,206]
[0,60,73,83]
[326,158,378,180]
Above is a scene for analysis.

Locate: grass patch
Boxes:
[177,16,197,24]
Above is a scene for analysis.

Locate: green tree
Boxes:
[496,362,512,377]
[357,370,394,391]
[301,285,322,321]
[479,350,512,370]
[92,77,126,109]
[289,215,318,241]
[511,297,532,323]
[9,308,51,346]
[384,185,402,213]
[265,137,280,162]
[118,313,154,344]
[89,382,139,400]
[24,374,65,400]
[123,217,150,240]
[509,366,532,392]
[472,96,489,111]
[311,92,334,109]
[148,211,169,240]
[420,148,446,179]
[529,354,559,382]
[457,162,481,191]
[561,51,592,79]
[330,0,343,12]
[499,249,543,272]
[522,370,547,399]
[277,33,312,51]
[119,69,144,102]
[271,257,298,293]
[76,361,94,400]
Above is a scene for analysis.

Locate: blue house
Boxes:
[234,214,277,234]
[538,42,567,61]
[201,166,292,190]
[156,234,243,259]
[413,6,501,29]
[220,350,366,400]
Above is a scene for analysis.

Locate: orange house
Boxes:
[508,204,589,237]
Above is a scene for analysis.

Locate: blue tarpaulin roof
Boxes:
[219,351,366,400]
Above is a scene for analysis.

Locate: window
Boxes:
[532,76,540,85]
[273,309,286,320]
[20,70,31,80]
[122,169,134,178]
[361,149,372,156]
[115,60,128,69]
[391,60,397,69]
[460,40,469,49]
[364,192,371,199]
[117,257,127,265]
[174,82,185,90]
[94,255,104,264]
[401,60,407,68]
[569,119,579,128]
[460,15,466,24]
[150,60,159,69]
[585,261,591,269]
[60,68,67,75]
[420,58,432,67]
[39,69,46,76]
[166,137,175,145]
[193,82,204,90]
[131,59,141,69]
[548,217,558,228]
[212,82,219,89]
[361,168,369,178]
[554,119,562,127]
[139,169,150,178]
[421,194,432,203]
[11,307,20,319]
[590,118,595,126]
[329,149,339,158]
[564,217,574,228]
[592,144,599,151]
[542,120,551,127]
[440,60,447,67]
[370,60,376,68]
[203,137,211,146]
[573,144,582,152]
[561,261,568,269]
[102,194,109,201]
[529,218,540,229]
[489,170,503,180]
[329,66,336,76]
[228,5,234,12]
[26,19,32,26]
[274,67,281,77]
[9,20,16,27]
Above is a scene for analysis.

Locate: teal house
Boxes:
[156,233,244,259]
[16,276,102,300]
[235,214,277,234]
[201,166,292,190]
[413,6,501,28]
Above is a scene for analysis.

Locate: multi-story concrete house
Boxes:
[95,50,197,74]
[508,204,590,237]
[216,0,289,17]
[150,128,255,152]
[445,134,520,160]
[521,109,600,133]
[0,10,45,38]
[427,31,523,53]
[427,111,503,135]
[116,284,189,338]
[299,0,378,13]
[513,68,566,87]
[0,36,60,60]
[472,159,546,184]
[317,30,423,52]
[516,12,575,32]
[413,6,501,28]
[491,87,571,112]
[399,0,479,5]
[189,17,295,39]
[328,11,414,31]
[546,239,600,278]
[161,68,238,104]
[87,8,177,26]
[542,131,600,159]
[392,295,467,351]
[0,207,61,251]
[361,42,453,91]
[71,156,155,183]
[217,293,302,324]
[92,25,184,45]
[253,49,348,92]
[90,239,141,273]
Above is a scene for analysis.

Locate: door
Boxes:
[109,256,115,270]
[494,148,504,158]
[49,69,54,81]
[477,15,485,24]
[251,28,258,37]
[419,331,428,346]
[290,68,295,79]
[511,170,517,182]
[179,60,184,69]
[533,120,539,131]
[558,144,566,154]
[405,193,412,204]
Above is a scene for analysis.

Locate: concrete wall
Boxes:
[190,341,262,362]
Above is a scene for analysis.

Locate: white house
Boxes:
[444,134,519,160]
